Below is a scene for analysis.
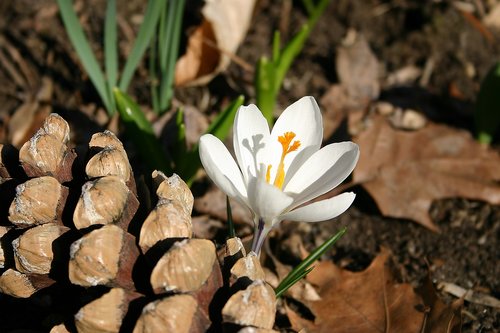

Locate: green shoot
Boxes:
[118,0,166,91]
[255,0,331,124]
[57,0,166,115]
[56,0,112,113]
[113,88,172,173]
[275,226,347,298]
[475,61,500,145]
[157,0,186,113]
[104,0,117,113]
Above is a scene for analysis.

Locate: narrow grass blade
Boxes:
[275,226,347,297]
[274,24,309,93]
[159,0,186,111]
[104,0,118,87]
[255,57,277,125]
[104,0,118,113]
[113,88,172,173]
[119,0,166,91]
[272,30,281,63]
[275,266,314,298]
[56,0,111,113]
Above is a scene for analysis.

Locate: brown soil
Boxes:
[0,0,499,332]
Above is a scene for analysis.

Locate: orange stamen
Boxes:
[267,131,300,189]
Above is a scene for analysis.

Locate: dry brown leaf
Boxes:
[8,76,53,148]
[353,114,500,231]
[194,187,252,226]
[287,249,462,333]
[175,0,256,86]
[321,32,379,137]
[336,31,380,103]
[418,279,463,333]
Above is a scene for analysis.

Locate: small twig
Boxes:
[419,56,435,88]
[458,10,494,45]
[2,37,38,89]
[0,46,26,88]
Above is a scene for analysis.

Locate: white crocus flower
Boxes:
[199,96,359,254]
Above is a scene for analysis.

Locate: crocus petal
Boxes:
[199,134,247,202]
[266,97,323,184]
[284,142,359,207]
[247,177,293,224]
[280,192,356,223]
[233,104,270,183]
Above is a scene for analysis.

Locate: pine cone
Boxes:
[0,113,278,332]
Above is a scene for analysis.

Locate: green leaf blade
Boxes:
[104,0,118,89]
[275,226,347,297]
[56,0,111,113]
[113,88,172,173]
[119,0,167,91]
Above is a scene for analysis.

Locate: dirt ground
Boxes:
[0,0,499,332]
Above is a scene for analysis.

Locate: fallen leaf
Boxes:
[8,76,53,148]
[418,279,462,333]
[321,32,379,138]
[353,114,500,231]
[336,31,380,103]
[194,186,252,226]
[287,249,462,333]
[175,0,256,86]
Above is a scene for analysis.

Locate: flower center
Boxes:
[266,131,301,189]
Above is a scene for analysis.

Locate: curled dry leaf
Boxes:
[287,249,461,333]
[336,32,380,103]
[175,0,257,86]
[321,32,380,137]
[353,114,500,231]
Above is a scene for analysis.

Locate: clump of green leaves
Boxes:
[255,0,332,124]
[57,0,240,182]
[475,61,500,145]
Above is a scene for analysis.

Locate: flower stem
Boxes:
[251,218,269,255]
